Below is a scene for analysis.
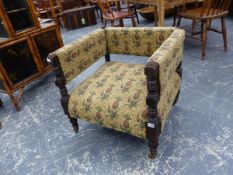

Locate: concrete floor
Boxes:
[0,15,233,175]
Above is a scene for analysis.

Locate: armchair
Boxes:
[48,27,185,158]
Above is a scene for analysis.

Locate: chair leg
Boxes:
[103,19,107,27]
[133,5,140,24]
[177,16,181,27]
[146,119,161,159]
[0,98,2,107]
[201,20,208,59]
[221,17,227,52]
[191,20,196,35]
[111,20,115,27]
[131,17,137,27]
[173,6,178,27]
[173,90,180,106]
[119,19,124,27]
[68,115,79,133]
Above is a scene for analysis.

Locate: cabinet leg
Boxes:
[9,94,20,111]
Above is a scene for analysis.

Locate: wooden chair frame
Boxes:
[173,0,232,59]
[97,0,137,27]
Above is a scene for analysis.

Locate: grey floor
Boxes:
[0,15,233,175]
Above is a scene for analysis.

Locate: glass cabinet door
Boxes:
[33,29,61,67]
[0,16,8,38]
[0,39,39,86]
[2,0,35,32]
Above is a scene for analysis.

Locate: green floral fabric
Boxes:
[148,29,185,129]
[68,62,181,138]
[55,29,107,83]
[105,27,174,57]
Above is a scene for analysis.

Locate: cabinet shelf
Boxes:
[7,8,27,14]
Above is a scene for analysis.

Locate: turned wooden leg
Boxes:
[119,19,124,27]
[173,62,182,106]
[221,17,227,52]
[201,20,208,59]
[145,62,161,159]
[191,20,196,35]
[173,6,178,27]
[131,17,137,27]
[133,6,140,24]
[177,16,181,27]
[68,115,79,133]
[103,20,107,28]
[154,6,158,26]
[0,99,3,107]
[173,90,180,106]
[146,118,161,159]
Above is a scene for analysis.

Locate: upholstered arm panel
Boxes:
[105,27,174,57]
[146,28,185,129]
[149,28,185,90]
[54,29,107,83]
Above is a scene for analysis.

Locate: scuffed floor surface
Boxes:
[0,16,233,175]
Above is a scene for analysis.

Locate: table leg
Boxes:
[158,0,165,26]
[154,6,158,26]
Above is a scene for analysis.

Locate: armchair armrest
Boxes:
[147,28,185,90]
[48,29,107,84]
[144,28,185,158]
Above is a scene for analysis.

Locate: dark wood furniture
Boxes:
[61,6,97,30]
[97,0,137,27]
[0,0,63,110]
[33,0,63,19]
[61,0,86,10]
[174,0,232,59]
[129,0,202,26]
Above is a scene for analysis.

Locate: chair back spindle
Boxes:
[200,0,231,18]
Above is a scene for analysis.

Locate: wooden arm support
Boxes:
[47,53,79,133]
[144,62,161,159]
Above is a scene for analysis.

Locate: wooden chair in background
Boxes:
[174,0,232,59]
[97,0,137,27]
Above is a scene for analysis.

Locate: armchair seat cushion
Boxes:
[68,61,181,138]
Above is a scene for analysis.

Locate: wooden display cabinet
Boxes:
[0,0,63,110]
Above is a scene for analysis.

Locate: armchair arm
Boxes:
[147,28,185,91]
[144,28,185,158]
[48,29,107,84]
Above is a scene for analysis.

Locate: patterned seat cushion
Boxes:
[68,61,181,138]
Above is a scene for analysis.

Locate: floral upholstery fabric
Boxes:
[147,29,185,129]
[55,29,107,83]
[68,62,181,138]
[105,27,174,57]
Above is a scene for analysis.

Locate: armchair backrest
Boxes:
[105,27,174,57]
[54,29,107,83]
[199,0,231,18]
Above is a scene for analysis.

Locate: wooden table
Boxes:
[62,6,97,30]
[129,0,199,26]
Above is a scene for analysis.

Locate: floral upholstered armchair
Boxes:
[48,27,185,159]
